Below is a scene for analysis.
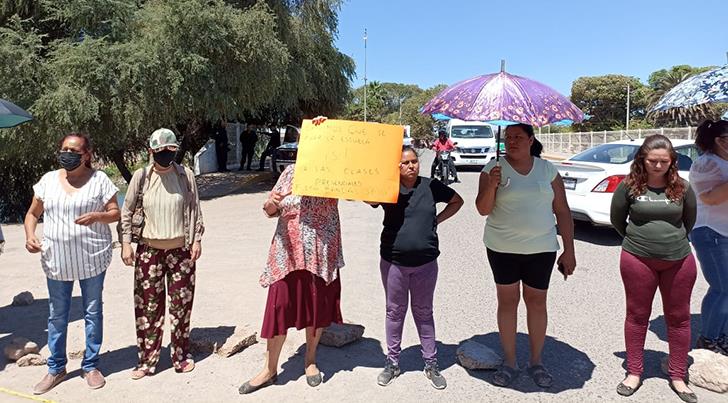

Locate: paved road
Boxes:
[0,152,721,402]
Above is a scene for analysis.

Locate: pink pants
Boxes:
[620,250,696,380]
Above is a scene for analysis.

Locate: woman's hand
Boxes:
[487,165,502,189]
[556,249,576,278]
[121,242,134,266]
[25,236,42,253]
[264,190,290,216]
[190,241,202,262]
[312,116,328,125]
[75,212,99,226]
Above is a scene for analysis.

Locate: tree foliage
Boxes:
[0,0,353,221]
[570,75,648,131]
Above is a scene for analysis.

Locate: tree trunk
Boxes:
[112,150,133,184]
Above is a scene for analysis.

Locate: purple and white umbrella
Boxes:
[421,63,585,159]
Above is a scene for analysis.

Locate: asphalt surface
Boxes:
[0,150,721,402]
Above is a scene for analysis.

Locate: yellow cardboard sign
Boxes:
[292,119,403,202]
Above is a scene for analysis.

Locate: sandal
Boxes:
[175,359,195,374]
[130,368,152,380]
[492,365,519,387]
[527,364,553,388]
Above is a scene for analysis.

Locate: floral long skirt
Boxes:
[134,244,195,373]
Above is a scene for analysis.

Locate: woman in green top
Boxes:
[610,134,697,403]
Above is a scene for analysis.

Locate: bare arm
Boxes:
[698,181,728,206]
[24,197,44,253]
[475,167,501,215]
[75,195,120,225]
[437,193,463,224]
[552,175,576,275]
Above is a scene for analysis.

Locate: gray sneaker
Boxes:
[377,361,400,386]
[424,362,447,390]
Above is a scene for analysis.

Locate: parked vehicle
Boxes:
[403,124,413,147]
[272,126,300,175]
[446,119,498,167]
[553,138,697,226]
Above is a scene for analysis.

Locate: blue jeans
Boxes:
[691,226,728,340]
[46,271,106,374]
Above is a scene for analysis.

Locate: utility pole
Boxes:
[625,83,631,131]
[363,28,368,122]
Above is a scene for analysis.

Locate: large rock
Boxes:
[319,323,364,347]
[3,337,40,361]
[190,326,258,357]
[16,354,46,367]
[661,349,728,393]
[456,340,502,370]
[217,326,258,358]
[11,291,34,306]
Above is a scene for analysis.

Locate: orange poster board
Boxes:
[292,119,403,203]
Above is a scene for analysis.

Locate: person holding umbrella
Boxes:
[421,61,584,388]
[690,119,728,356]
[475,123,576,388]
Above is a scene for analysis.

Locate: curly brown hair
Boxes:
[623,134,686,201]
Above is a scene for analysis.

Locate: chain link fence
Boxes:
[539,127,696,156]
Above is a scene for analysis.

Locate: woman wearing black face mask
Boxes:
[120,128,204,379]
[24,133,120,394]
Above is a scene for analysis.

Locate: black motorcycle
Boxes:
[434,150,457,185]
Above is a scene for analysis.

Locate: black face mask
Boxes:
[153,149,176,167]
[58,151,83,171]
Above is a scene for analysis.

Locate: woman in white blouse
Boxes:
[690,119,728,356]
[24,133,120,395]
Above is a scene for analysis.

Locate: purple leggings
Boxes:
[380,258,438,365]
[620,250,697,380]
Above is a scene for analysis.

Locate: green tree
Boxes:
[399,84,447,141]
[570,75,648,131]
[0,0,354,221]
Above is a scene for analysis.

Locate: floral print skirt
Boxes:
[134,244,195,373]
[261,269,342,339]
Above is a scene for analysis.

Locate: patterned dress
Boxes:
[260,165,344,287]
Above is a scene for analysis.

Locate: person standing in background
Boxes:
[239,124,258,171]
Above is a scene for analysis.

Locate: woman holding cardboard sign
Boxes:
[369,145,463,390]
[239,116,344,394]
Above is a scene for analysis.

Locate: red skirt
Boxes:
[260,270,342,338]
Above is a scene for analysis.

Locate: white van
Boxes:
[445,119,497,167]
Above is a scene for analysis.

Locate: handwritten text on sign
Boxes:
[293,119,403,203]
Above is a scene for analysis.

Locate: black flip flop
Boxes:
[492,365,519,387]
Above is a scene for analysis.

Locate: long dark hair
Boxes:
[624,134,685,201]
[695,119,728,154]
[58,132,93,168]
[507,123,543,157]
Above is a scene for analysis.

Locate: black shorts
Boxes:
[486,248,557,290]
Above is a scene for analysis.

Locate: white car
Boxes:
[553,138,698,226]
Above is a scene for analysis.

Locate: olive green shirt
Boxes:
[610,180,696,260]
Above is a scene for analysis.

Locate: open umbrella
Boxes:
[651,65,728,112]
[0,98,33,128]
[421,61,585,160]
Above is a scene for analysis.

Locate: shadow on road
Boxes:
[277,336,385,384]
[613,349,675,380]
[649,313,702,348]
[0,297,83,372]
[399,341,459,373]
[573,221,622,246]
[463,333,595,393]
[197,172,276,201]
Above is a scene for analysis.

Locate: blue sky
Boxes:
[335,0,728,95]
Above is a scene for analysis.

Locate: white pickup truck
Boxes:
[446,119,498,167]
